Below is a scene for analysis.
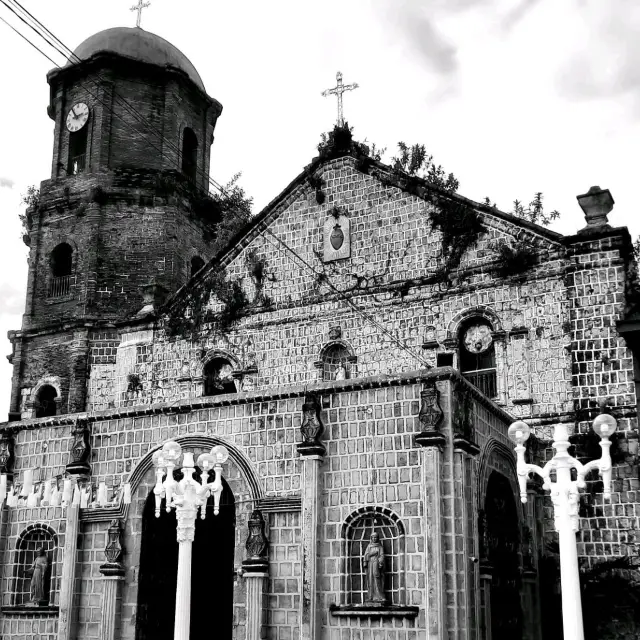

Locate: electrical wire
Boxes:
[0,12,57,65]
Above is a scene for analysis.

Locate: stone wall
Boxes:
[0,371,517,640]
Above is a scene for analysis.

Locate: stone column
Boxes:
[415,382,447,640]
[99,520,125,640]
[57,504,80,640]
[243,510,269,640]
[174,506,197,640]
[297,396,326,640]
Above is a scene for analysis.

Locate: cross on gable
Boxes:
[322,71,359,127]
[130,0,151,28]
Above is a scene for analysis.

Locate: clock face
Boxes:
[66,102,90,132]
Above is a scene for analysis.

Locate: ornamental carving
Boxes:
[0,431,15,475]
[104,519,123,565]
[100,519,125,577]
[245,510,269,560]
[418,385,443,432]
[298,395,326,456]
[463,323,493,354]
[66,418,91,475]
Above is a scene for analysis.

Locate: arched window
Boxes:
[68,127,88,175]
[342,509,405,606]
[459,318,497,398]
[203,358,237,396]
[190,256,205,277]
[13,525,58,606]
[181,128,198,182]
[48,243,73,297]
[34,385,58,418]
[322,344,352,381]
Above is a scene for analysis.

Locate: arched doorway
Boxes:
[485,472,523,640]
[135,477,236,640]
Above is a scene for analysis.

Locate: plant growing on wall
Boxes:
[19,185,39,242]
[493,238,538,278]
[165,268,251,338]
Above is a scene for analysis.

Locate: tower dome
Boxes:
[68,27,205,91]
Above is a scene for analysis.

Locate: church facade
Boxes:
[1,25,639,640]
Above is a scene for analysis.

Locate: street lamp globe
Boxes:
[592,413,617,438]
[508,420,531,445]
[211,445,230,464]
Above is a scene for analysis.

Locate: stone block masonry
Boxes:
[0,370,520,640]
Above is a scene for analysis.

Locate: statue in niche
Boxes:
[25,547,49,605]
[363,532,386,604]
[334,362,347,381]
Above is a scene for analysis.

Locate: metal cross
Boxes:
[130,0,151,28]
[322,71,359,127]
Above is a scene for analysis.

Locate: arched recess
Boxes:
[13,524,59,606]
[29,377,63,419]
[201,349,241,396]
[446,306,504,344]
[340,506,406,606]
[318,339,356,381]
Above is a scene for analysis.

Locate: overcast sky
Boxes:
[0,0,638,417]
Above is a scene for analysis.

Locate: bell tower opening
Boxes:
[181,128,198,182]
[34,385,58,418]
[68,127,88,175]
[135,478,235,640]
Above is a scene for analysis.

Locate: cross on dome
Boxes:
[130,0,151,28]
[322,71,359,127]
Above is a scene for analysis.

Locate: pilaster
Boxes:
[416,381,446,639]
[297,395,325,640]
[99,519,125,640]
[57,504,80,640]
[242,509,269,640]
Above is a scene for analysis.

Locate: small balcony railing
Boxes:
[48,274,73,298]
[70,153,86,175]
[463,369,497,399]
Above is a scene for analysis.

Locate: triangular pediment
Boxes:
[165,140,567,321]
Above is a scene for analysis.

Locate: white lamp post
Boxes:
[152,440,230,640]
[507,414,617,640]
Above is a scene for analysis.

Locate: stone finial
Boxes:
[100,519,125,577]
[243,509,269,573]
[0,431,15,477]
[297,394,326,456]
[66,417,91,476]
[577,186,614,233]
[415,383,446,450]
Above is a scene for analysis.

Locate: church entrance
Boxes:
[135,479,236,640]
[485,472,523,640]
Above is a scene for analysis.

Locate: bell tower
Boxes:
[7,27,224,420]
